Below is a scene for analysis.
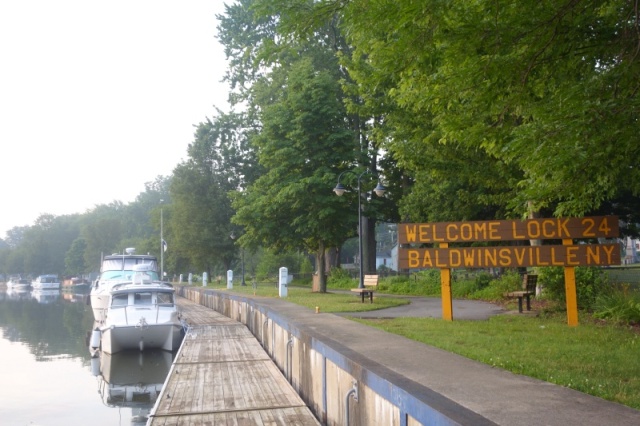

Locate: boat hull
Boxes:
[90,290,110,323]
[100,322,183,354]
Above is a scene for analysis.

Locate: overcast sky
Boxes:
[0,1,230,238]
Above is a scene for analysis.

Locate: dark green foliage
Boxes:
[255,250,311,281]
[539,266,611,311]
[327,267,355,289]
[470,270,522,301]
[474,272,494,290]
[593,288,640,324]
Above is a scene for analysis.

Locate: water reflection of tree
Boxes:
[0,294,95,361]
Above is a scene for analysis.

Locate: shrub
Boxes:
[375,271,441,295]
[474,272,493,290]
[593,287,640,324]
[470,270,522,301]
[327,267,356,289]
[452,279,480,298]
[538,266,610,311]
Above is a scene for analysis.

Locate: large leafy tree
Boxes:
[170,111,254,278]
[231,55,361,291]
[220,0,400,284]
[20,214,81,276]
[342,0,640,218]
[65,238,88,276]
[81,202,127,268]
[277,0,640,223]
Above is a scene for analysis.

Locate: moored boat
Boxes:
[90,273,183,354]
[90,248,159,323]
[32,274,61,290]
[7,276,31,290]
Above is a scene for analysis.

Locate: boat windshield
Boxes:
[101,258,158,272]
[157,292,174,305]
[111,294,128,307]
[100,270,160,281]
[134,292,153,305]
[111,290,174,307]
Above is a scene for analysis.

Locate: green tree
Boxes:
[232,54,365,292]
[65,238,88,276]
[81,203,127,270]
[219,0,401,283]
[170,111,253,278]
[278,0,640,221]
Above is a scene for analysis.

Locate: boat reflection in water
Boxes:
[91,349,174,425]
[31,289,61,304]
[61,286,91,304]
[5,287,31,300]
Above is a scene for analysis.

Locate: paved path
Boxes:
[335,295,507,320]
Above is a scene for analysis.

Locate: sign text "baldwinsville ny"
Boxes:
[398,245,620,269]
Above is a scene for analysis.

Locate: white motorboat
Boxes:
[90,248,159,323]
[90,274,183,354]
[31,274,61,290]
[6,276,31,290]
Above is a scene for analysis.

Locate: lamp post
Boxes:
[334,170,386,288]
[230,232,246,286]
[160,199,164,281]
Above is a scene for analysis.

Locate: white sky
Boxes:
[0,1,231,238]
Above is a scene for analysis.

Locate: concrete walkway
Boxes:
[249,295,640,426]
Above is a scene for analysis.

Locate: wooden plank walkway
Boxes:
[148,297,320,425]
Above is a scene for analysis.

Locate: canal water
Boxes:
[0,287,175,426]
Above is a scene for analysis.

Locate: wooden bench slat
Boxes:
[351,275,378,303]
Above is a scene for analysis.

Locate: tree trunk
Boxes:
[325,246,338,273]
[315,241,327,292]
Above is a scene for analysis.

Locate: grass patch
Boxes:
[196,282,410,313]
[354,314,640,409]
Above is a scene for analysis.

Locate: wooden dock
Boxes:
[148,297,320,425]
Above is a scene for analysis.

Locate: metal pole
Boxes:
[357,173,364,289]
[241,248,246,286]
[160,206,164,281]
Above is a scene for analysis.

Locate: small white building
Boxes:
[623,237,639,264]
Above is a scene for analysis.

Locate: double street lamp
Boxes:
[334,170,386,289]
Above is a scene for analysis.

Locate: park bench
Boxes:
[351,274,379,303]
[504,274,538,313]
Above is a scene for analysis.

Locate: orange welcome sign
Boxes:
[398,216,618,244]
